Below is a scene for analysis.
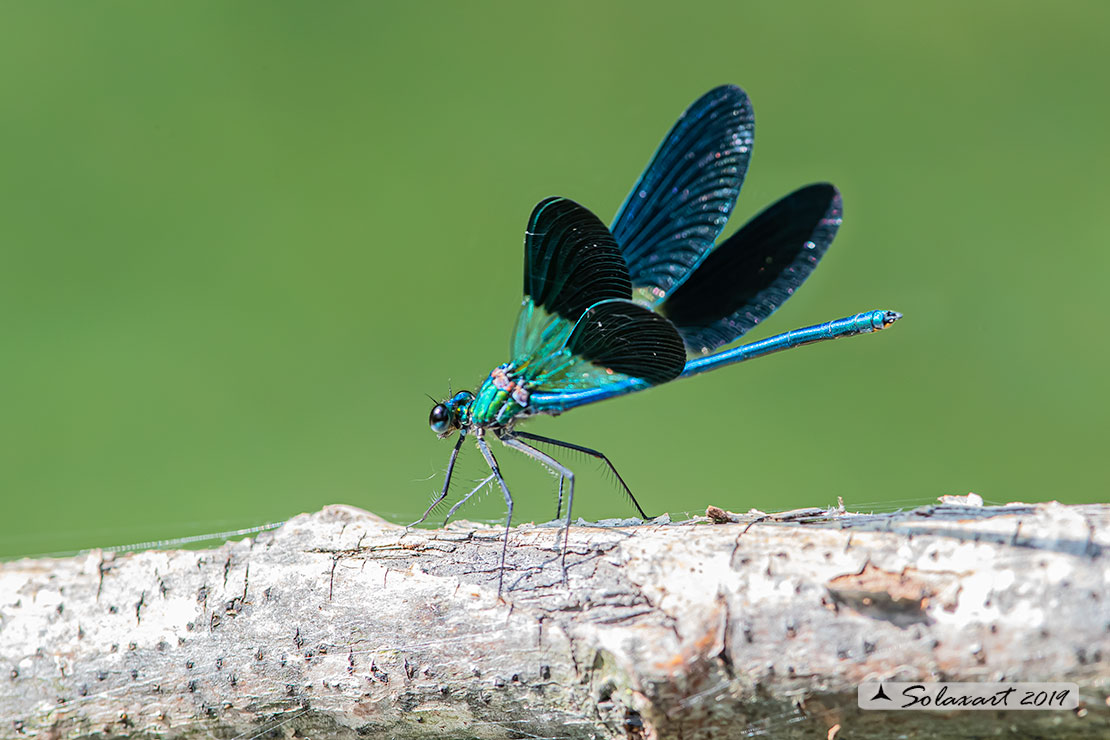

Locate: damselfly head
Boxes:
[429,391,474,438]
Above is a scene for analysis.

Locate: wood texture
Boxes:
[2,500,1109,739]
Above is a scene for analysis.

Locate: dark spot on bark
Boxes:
[1078,648,1101,665]
[9,668,17,680]
[215,658,223,671]
[863,640,876,655]
[624,708,646,739]
[597,680,616,702]
[79,685,88,697]
[97,670,108,681]
[540,665,551,680]
[128,642,137,651]
[108,606,118,614]
[186,660,194,670]
[370,662,389,683]
[130,669,138,680]
[188,680,197,693]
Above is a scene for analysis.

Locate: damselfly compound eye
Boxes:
[429,404,451,434]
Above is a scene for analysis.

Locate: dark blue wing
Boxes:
[659,183,842,354]
[512,197,633,362]
[524,197,632,322]
[526,299,686,396]
[564,300,685,385]
[511,199,683,390]
[610,85,754,302]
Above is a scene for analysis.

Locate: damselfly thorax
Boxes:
[470,364,534,427]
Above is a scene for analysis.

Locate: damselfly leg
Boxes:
[442,474,495,526]
[475,433,514,596]
[511,431,650,519]
[499,433,576,586]
[408,431,466,529]
[555,476,564,520]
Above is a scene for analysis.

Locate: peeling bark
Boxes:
[1,500,1109,739]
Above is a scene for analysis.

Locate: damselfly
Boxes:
[417,85,901,592]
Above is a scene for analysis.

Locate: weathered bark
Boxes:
[2,500,1109,739]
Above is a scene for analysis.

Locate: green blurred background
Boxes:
[2,2,1107,558]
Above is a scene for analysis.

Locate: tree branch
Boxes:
[2,500,1108,739]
